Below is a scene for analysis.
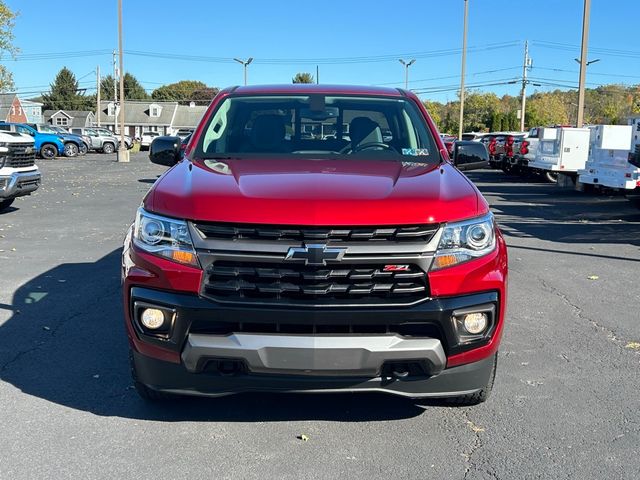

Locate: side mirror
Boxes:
[452,140,489,171]
[149,136,181,167]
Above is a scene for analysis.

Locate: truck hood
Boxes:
[146,158,485,225]
[0,131,34,144]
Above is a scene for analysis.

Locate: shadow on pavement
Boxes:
[0,249,427,422]
[466,170,640,247]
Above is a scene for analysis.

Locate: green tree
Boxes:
[42,67,93,111]
[0,2,18,92]
[526,91,569,127]
[423,100,443,129]
[463,91,500,131]
[100,73,149,100]
[151,80,208,104]
[292,72,315,84]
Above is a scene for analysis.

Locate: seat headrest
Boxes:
[349,117,382,146]
[250,115,286,151]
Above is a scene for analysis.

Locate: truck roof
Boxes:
[229,84,404,97]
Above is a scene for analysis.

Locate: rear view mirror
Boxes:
[452,141,489,171]
[149,136,181,167]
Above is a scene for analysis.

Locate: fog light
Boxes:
[463,312,488,334]
[140,308,165,329]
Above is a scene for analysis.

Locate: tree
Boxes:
[292,72,315,84]
[151,80,208,104]
[526,92,569,127]
[0,2,18,92]
[42,67,93,111]
[423,100,443,129]
[191,86,219,105]
[100,73,149,101]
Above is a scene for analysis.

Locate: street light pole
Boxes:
[398,59,415,90]
[233,57,254,86]
[458,0,469,140]
[576,0,591,128]
[117,0,128,162]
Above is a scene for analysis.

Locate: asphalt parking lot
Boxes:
[1,152,639,479]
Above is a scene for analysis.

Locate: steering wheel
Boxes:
[341,142,393,154]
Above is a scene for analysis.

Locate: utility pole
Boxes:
[117,0,129,162]
[112,50,117,107]
[316,65,319,84]
[96,65,101,127]
[458,0,469,139]
[576,0,591,128]
[520,41,531,132]
[233,58,253,86]
[398,59,416,90]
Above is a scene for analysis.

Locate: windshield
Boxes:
[194,94,438,162]
[40,125,59,134]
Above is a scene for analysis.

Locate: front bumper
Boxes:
[127,286,501,398]
[0,169,41,199]
[132,348,495,399]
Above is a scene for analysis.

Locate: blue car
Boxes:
[0,122,66,159]
[28,123,90,157]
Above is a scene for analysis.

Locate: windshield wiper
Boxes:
[200,155,243,160]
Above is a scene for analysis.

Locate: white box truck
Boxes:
[528,127,591,183]
[577,119,640,206]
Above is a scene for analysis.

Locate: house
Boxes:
[172,103,208,133]
[0,93,29,123]
[97,100,208,137]
[43,110,96,128]
[21,99,44,124]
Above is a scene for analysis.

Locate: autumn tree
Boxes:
[190,86,219,105]
[0,2,18,92]
[292,72,315,84]
[151,80,209,104]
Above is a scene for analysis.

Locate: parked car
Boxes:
[93,127,133,149]
[124,84,505,405]
[26,123,89,157]
[140,131,161,150]
[0,122,65,159]
[439,134,457,156]
[0,130,40,211]
[175,129,194,140]
[69,127,118,154]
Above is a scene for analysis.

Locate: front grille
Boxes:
[6,143,36,168]
[18,178,39,188]
[190,319,442,338]
[194,222,438,243]
[203,262,428,306]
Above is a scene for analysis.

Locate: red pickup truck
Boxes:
[122,84,507,405]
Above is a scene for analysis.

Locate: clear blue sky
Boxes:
[3,0,640,103]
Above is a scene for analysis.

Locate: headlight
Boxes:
[431,213,496,270]
[133,208,199,267]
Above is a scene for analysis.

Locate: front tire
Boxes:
[64,142,79,157]
[102,142,115,154]
[446,353,498,406]
[79,143,88,155]
[129,349,176,402]
[545,171,559,183]
[0,198,15,212]
[40,143,58,159]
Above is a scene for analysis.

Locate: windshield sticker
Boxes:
[402,148,429,156]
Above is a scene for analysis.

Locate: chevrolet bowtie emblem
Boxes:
[285,244,347,265]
